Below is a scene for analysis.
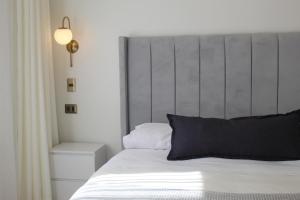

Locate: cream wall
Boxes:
[0,0,17,199]
[50,0,300,157]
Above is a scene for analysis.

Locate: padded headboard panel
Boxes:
[119,33,300,135]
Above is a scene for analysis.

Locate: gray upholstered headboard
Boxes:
[119,33,300,135]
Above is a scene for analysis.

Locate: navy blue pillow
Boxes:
[167,110,300,161]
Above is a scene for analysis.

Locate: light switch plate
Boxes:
[65,104,77,114]
[67,78,76,92]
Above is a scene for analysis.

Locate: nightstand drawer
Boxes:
[50,153,95,180]
[52,179,85,200]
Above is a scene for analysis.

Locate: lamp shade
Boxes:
[54,28,73,45]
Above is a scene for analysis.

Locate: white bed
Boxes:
[70,149,300,200]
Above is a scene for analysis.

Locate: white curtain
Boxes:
[14,0,59,199]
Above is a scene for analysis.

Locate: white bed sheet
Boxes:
[70,149,300,200]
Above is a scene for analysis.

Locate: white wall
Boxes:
[0,0,17,199]
[50,0,300,157]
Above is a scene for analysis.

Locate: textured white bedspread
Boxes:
[70,149,300,200]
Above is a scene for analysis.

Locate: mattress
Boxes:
[70,149,300,200]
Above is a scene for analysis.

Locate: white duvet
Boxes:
[70,149,300,200]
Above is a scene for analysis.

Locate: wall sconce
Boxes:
[54,16,79,67]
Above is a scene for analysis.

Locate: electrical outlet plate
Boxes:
[67,78,76,92]
[65,104,77,114]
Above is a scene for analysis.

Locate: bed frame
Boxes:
[119,33,300,135]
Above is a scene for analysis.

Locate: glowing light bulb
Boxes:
[54,28,73,45]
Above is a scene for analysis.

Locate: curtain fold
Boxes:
[14,0,59,199]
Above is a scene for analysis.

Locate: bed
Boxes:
[71,33,300,200]
[71,149,300,200]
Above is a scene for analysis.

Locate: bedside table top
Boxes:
[51,142,105,155]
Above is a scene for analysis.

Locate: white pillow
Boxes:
[123,123,172,150]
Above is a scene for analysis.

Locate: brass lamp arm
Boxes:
[62,16,79,67]
[62,16,71,29]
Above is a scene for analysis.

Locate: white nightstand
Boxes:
[50,143,106,200]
